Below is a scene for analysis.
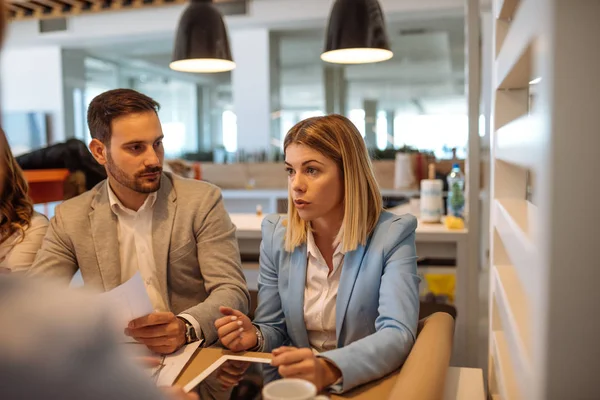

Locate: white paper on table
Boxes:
[98,272,154,342]
[122,342,155,360]
[152,340,203,387]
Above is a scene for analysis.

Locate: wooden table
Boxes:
[175,348,484,399]
[229,213,476,367]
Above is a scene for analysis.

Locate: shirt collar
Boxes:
[306,227,345,259]
[107,180,157,216]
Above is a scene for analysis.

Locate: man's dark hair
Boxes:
[87,88,160,144]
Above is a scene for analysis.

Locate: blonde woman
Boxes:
[215,115,419,393]
[0,129,48,273]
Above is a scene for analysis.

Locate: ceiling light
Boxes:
[321,0,393,65]
[170,0,235,73]
[529,77,542,85]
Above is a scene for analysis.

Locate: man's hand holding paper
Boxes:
[125,312,186,354]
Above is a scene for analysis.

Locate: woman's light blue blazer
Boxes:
[253,211,420,393]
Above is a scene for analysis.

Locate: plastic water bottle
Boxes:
[446,164,465,218]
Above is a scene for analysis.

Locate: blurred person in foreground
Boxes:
[0,276,198,400]
[0,129,48,273]
[27,88,249,355]
[0,2,196,399]
[215,115,420,393]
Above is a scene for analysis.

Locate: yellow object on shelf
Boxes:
[444,215,465,230]
[424,274,456,303]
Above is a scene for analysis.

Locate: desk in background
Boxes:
[23,169,69,204]
[229,213,476,367]
[23,169,69,217]
[175,348,484,400]
[221,188,421,214]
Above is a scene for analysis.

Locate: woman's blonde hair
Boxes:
[0,128,34,245]
[283,114,382,253]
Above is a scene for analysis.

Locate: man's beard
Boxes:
[106,153,162,194]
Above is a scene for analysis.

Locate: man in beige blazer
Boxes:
[28,88,249,355]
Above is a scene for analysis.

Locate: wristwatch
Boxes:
[177,317,199,344]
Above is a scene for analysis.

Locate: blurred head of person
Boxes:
[283,114,382,253]
[0,129,34,246]
[87,89,164,207]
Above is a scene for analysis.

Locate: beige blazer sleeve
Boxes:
[181,187,250,344]
[0,212,49,274]
[27,202,81,281]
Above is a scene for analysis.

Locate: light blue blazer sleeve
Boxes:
[252,215,291,350]
[321,215,420,392]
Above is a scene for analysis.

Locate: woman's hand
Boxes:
[271,346,342,391]
[214,306,257,352]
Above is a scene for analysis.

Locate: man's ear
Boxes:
[89,139,107,166]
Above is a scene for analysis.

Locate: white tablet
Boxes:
[183,355,274,399]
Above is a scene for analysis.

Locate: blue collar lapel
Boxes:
[287,243,310,348]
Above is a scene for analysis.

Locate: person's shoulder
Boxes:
[262,214,286,230]
[258,214,288,255]
[30,211,49,228]
[379,210,418,229]
[55,180,105,214]
[26,212,49,235]
[374,211,418,244]
[0,276,104,349]
[261,214,287,241]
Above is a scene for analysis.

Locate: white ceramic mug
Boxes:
[262,378,329,400]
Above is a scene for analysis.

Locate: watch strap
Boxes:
[177,316,198,344]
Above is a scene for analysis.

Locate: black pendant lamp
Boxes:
[321,0,393,64]
[170,0,235,73]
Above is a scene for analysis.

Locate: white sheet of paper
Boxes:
[122,342,155,360]
[98,272,154,342]
[153,340,203,387]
